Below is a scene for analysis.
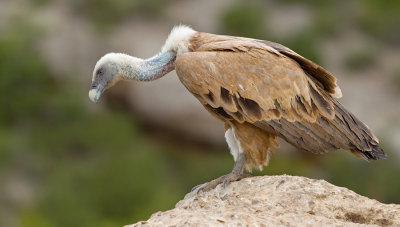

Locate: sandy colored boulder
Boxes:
[127,175,400,227]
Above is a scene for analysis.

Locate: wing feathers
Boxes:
[220,87,233,105]
[308,84,335,119]
[237,95,263,120]
[176,33,384,159]
[256,101,386,159]
[176,50,330,123]
[257,40,342,98]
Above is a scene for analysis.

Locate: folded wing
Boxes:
[175,33,385,160]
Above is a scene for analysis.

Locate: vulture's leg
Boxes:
[194,153,251,193]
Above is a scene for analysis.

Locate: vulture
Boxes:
[89,25,386,192]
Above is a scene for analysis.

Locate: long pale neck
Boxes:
[120,51,176,82]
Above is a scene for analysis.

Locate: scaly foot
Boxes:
[194,172,251,193]
[192,153,251,193]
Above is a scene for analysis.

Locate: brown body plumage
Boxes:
[90,25,386,191]
[176,32,385,170]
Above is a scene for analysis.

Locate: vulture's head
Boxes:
[89,53,142,103]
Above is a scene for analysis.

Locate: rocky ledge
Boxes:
[126,175,400,226]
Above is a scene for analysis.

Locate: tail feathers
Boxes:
[332,100,386,161]
[354,144,387,161]
[255,99,386,161]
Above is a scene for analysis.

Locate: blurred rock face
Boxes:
[107,76,225,145]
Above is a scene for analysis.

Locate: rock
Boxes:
[126,175,400,227]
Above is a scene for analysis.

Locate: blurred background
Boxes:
[1,0,400,226]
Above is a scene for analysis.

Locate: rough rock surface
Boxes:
[127,175,400,227]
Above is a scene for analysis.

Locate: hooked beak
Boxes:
[88,83,104,103]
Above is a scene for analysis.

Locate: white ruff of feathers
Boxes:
[161,24,196,55]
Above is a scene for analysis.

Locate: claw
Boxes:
[222,178,228,188]
[191,184,201,192]
[197,187,204,195]
[193,153,251,194]
[194,172,250,193]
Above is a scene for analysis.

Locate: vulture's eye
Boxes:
[97,69,104,79]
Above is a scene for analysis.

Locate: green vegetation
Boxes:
[72,0,167,29]
[344,47,378,71]
[278,0,399,44]
[0,18,50,126]
[356,0,400,45]
[280,31,322,63]
[0,17,205,226]
[220,1,266,39]
[219,1,322,63]
[313,4,340,37]
[393,69,400,92]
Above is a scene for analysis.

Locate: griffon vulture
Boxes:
[89,25,386,192]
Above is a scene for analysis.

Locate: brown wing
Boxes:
[257,40,342,98]
[189,32,342,99]
[176,33,385,160]
[180,34,335,123]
